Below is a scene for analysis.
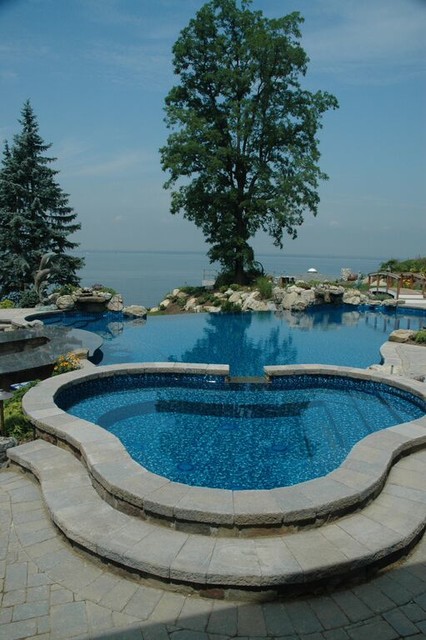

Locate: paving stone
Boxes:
[177,595,213,632]
[0,618,37,640]
[15,525,57,548]
[0,607,12,624]
[97,577,139,612]
[4,562,28,592]
[149,592,186,626]
[261,601,297,637]
[170,630,209,640]
[50,601,89,639]
[284,599,324,635]
[383,608,420,636]
[36,615,50,634]
[237,604,267,637]
[141,624,170,640]
[12,507,46,525]
[373,573,414,605]
[1,588,26,607]
[417,619,426,633]
[26,571,53,587]
[123,585,164,621]
[385,566,426,597]
[112,610,142,629]
[400,601,426,622]
[323,630,350,639]
[50,585,74,605]
[12,601,49,622]
[47,556,105,592]
[26,584,49,602]
[413,591,426,612]
[308,595,350,629]
[85,600,113,632]
[352,583,395,614]
[75,571,121,602]
[206,601,238,636]
[346,618,400,639]
[104,625,144,639]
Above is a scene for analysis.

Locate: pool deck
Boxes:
[1,307,426,638]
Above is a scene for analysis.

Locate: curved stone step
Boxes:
[8,439,426,598]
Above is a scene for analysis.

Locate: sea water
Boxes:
[76,250,384,308]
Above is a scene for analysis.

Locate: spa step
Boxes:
[8,439,426,598]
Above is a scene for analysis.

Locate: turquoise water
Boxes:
[43,306,426,377]
[57,373,426,489]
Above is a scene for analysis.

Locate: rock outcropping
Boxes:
[155,282,374,314]
[51,288,124,312]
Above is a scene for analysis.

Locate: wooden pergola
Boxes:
[368,271,426,299]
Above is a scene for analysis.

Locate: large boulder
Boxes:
[123,305,147,318]
[242,291,269,311]
[342,289,369,306]
[314,284,345,304]
[389,329,416,343]
[56,295,75,310]
[106,294,123,312]
[276,287,315,311]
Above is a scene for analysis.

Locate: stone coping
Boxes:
[22,363,426,534]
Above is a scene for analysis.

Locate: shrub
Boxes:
[55,284,78,296]
[0,299,15,308]
[97,286,117,296]
[414,330,426,344]
[18,288,40,308]
[220,300,242,313]
[53,352,82,375]
[4,381,39,441]
[255,276,273,300]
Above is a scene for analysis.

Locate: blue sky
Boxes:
[0,0,425,260]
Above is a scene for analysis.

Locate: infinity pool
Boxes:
[40,306,426,376]
[57,373,426,490]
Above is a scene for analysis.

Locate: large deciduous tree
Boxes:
[0,100,83,299]
[161,0,338,284]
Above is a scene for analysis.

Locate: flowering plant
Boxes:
[53,352,81,375]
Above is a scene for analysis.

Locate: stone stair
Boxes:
[8,438,426,599]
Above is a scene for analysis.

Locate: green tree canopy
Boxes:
[161,0,338,284]
[0,100,83,299]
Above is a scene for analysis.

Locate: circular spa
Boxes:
[55,368,426,491]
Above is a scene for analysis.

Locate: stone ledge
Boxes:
[7,439,426,598]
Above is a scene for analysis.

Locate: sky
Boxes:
[0,0,425,261]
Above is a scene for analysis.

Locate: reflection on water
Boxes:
[41,306,426,377]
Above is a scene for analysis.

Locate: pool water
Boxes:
[41,307,426,377]
[57,374,426,490]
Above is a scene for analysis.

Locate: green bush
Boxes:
[54,284,78,296]
[0,299,15,308]
[220,300,242,313]
[4,381,39,441]
[414,330,426,344]
[18,288,40,308]
[255,276,273,300]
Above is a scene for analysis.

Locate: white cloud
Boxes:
[302,0,426,83]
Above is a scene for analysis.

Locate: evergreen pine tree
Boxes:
[0,100,83,299]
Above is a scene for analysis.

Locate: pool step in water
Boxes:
[8,439,426,599]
